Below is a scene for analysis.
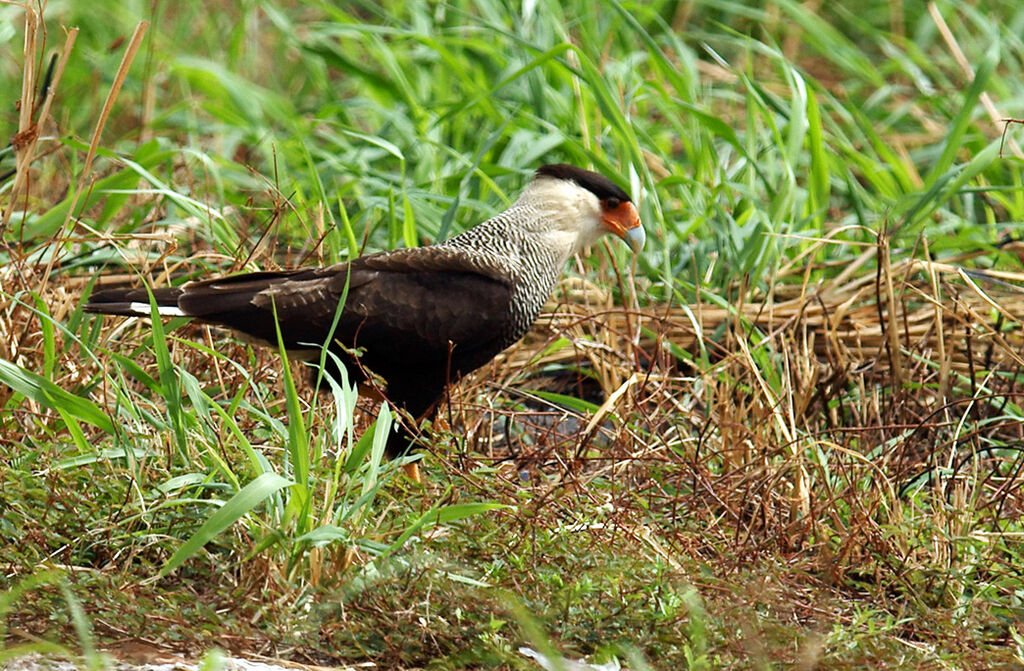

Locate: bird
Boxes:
[85,164,645,481]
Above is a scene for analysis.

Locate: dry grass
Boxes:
[476,236,1024,604]
[7,224,1024,665]
[4,217,1024,665]
[5,0,1024,667]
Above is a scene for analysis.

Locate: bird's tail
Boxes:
[84,286,187,317]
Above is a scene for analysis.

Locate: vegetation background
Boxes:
[3,0,1024,668]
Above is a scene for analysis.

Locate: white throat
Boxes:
[513,176,606,261]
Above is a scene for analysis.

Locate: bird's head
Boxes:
[520,164,645,257]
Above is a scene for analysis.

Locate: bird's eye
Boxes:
[605,198,622,210]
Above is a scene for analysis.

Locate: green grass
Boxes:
[4,0,1024,668]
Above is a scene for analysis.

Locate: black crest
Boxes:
[536,164,631,203]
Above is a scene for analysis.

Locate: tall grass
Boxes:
[3,0,1024,668]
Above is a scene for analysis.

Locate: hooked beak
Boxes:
[601,200,645,253]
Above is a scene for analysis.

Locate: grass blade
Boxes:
[160,471,293,577]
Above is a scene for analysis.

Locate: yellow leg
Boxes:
[403,461,422,483]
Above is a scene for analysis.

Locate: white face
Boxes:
[515,176,607,256]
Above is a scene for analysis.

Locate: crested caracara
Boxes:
[85,164,645,480]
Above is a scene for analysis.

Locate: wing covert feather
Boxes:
[234,251,515,368]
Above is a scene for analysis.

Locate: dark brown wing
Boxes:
[334,260,514,379]
[86,250,516,460]
[172,248,515,379]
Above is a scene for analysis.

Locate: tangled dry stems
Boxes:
[2,228,1023,620]
[492,241,1024,588]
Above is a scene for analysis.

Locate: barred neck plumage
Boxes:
[435,214,557,350]
[433,173,611,347]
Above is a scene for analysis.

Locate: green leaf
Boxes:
[56,447,156,469]
[146,289,187,456]
[272,302,308,491]
[805,88,828,229]
[161,472,293,576]
[378,499,511,563]
[18,144,174,239]
[0,359,114,434]
[294,525,349,545]
[528,390,601,416]
[922,46,998,190]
